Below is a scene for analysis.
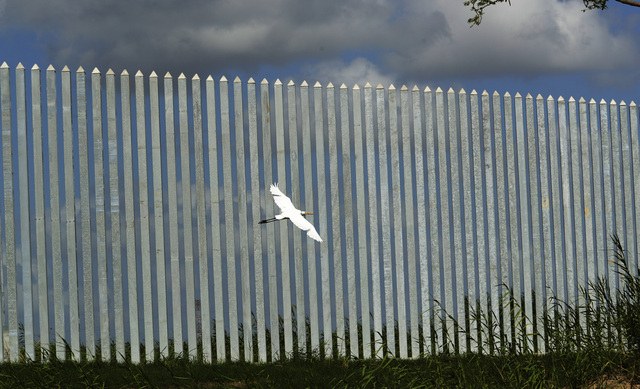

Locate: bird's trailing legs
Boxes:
[258,211,313,225]
[258,217,278,224]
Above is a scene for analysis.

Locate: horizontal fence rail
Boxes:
[0,62,638,363]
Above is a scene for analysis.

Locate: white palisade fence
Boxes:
[0,62,638,363]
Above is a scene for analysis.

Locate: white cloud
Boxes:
[302,57,394,87]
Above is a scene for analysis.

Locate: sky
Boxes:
[0,0,639,104]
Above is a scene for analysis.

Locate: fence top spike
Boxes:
[504,91,511,97]
[412,85,419,91]
[600,98,607,104]
[515,92,522,98]
[459,88,466,94]
[300,80,308,87]
[76,66,84,73]
[261,78,269,84]
[61,65,70,72]
[536,94,543,99]
[122,69,129,76]
[526,93,532,99]
[620,100,627,106]
[377,83,384,89]
[207,75,214,81]
[579,97,586,103]
[558,96,565,102]
[48,64,56,71]
[248,77,255,84]
[491,90,499,96]
[547,95,554,101]
[149,70,157,77]
[220,75,228,82]
[136,70,144,76]
[589,98,596,104]
[365,82,372,88]
[191,73,199,80]
[106,68,115,75]
[314,81,322,87]
[631,101,637,107]
[447,87,454,93]
[327,82,334,88]
[353,84,360,90]
[401,85,408,91]
[234,76,241,82]
[435,86,443,92]
[0,62,8,68]
[274,78,282,85]
[471,89,477,95]
[481,90,489,96]
[389,84,396,90]
[178,72,186,79]
[92,67,100,74]
[610,98,617,105]
[164,71,171,78]
[288,80,295,86]
[424,86,431,92]
[17,62,24,69]
[568,96,575,102]
[32,64,40,70]
[340,83,347,89]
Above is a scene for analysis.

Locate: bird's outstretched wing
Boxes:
[289,213,323,242]
[270,184,295,213]
[306,226,323,242]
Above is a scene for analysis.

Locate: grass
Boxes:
[1,234,639,388]
[0,350,638,388]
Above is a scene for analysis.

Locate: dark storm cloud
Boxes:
[0,0,638,85]
[0,0,447,76]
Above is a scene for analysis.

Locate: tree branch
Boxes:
[467,0,640,26]
[616,0,640,7]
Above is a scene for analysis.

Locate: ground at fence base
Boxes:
[0,350,639,388]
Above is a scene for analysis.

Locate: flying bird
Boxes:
[259,183,323,242]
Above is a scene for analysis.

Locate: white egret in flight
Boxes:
[259,183,323,242]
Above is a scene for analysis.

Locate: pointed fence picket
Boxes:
[1,62,14,362]
[76,66,93,361]
[0,63,638,363]
[163,72,180,360]
[149,71,168,360]
[31,64,46,359]
[121,69,140,364]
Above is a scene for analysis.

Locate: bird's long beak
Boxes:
[304,211,313,215]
